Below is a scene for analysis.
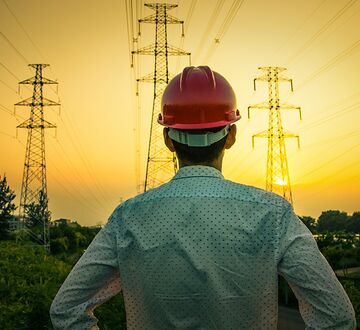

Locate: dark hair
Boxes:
[171,126,228,164]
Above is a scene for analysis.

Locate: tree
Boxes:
[346,212,360,233]
[317,210,349,233]
[299,216,316,234]
[25,190,51,228]
[0,175,16,240]
[0,240,71,329]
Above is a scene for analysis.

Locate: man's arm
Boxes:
[277,204,356,330]
[50,211,121,330]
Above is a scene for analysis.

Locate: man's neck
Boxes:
[178,159,223,172]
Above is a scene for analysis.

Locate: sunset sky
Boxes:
[0,0,359,226]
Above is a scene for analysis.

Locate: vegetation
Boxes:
[0,239,126,329]
[0,241,71,329]
[0,175,16,240]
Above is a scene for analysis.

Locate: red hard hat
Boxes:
[158,66,241,129]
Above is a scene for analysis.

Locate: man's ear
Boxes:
[224,125,236,150]
[163,127,176,152]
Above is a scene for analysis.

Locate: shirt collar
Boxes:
[172,165,224,180]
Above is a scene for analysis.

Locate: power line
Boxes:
[216,0,245,41]
[128,0,143,193]
[0,62,20,80]
[299,101,360,132]
[295,158,360,204]
[202,0,245,63]
[51,136,110,210]
[176,0,197,72]
[0,103,13,115]
[294,142,360,183]
[285,0,358,66]
[0,61,33,94]
[296,39,360,91]
[0,130,16,139]
[192,0,225,64]
[0,31,29,64]
[0,102,25,122]
[0,78,18,94]
[271,0,327,59]
[2,0,47,62]
[57,106,117,205]
[296,130,360,150]
[46,154,106,218]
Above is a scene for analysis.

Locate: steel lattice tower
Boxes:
[133,3,190,191]
[248,67,301,203]
[16,64,59,252]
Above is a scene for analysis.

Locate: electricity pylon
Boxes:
[16,64,59,252]
[248,67,301,203]
[133,3,191,191]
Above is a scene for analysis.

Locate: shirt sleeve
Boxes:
[277,204,356,330]
[50,209,121,330]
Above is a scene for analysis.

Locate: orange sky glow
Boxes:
[0,0,359,226]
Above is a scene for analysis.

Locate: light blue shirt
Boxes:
[50,166,356,329]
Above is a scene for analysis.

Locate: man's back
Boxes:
[104,166,354,329]
[117,166,282,328]
[50,165,356,329]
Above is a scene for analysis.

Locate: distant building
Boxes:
[51,218,80,228]
[8,215,22,231]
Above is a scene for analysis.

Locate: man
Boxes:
[50,66,355,329]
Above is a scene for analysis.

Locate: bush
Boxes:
[0,239,127,329]
[0,241,71,329]
[341,279,360,326]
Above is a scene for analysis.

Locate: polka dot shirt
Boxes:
[50,165,356,329]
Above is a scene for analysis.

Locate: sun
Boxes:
[274,178,287,186]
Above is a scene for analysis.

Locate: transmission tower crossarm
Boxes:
[15,97,60,107]
[278,76,294,91]
[167,44,191,56]
[19,76,58,85]
[248,102,270,118]
[283,131,301,148]
[134,44,190,57]
[279,102,302,120]
[17,118,56,129]
[139,12,183,25]
[251,130,269,148]
[138,13,157,24]
[137,73,155,83]
[132,44,156,55]
[140,14,183,25]
[165,14,184,25]
[145,3,177,10]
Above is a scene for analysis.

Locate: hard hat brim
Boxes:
[158,111,241,129]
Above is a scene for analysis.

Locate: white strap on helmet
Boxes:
[168,125,230,147]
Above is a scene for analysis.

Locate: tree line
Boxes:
[300,211,360,234]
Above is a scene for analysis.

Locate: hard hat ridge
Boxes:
[179,66,216,92]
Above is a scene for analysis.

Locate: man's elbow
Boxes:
[342,309,356,330]
[49,295,73,329]
[333,304,357,330]
[49,296,63,328]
